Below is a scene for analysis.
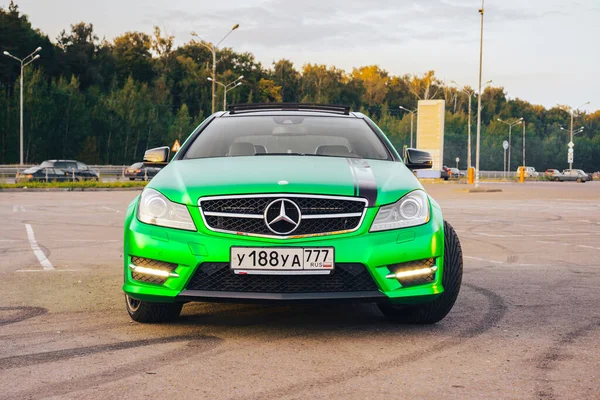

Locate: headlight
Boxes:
[137,188,196,231]
[370,190,430,232]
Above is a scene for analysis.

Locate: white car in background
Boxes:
[516,166,539,178]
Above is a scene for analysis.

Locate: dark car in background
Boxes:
[441,166,450,181]
[16,166,69,182]
[124,162,163,181]
[39,160,99,181]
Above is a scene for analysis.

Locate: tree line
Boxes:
[1,2,599,171]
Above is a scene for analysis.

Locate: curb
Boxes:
[454,188,503,193]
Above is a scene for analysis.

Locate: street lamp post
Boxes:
[522,120,526,167]
[560,102,590,169]
[475,0,485,188]
[497,117,523,173]
[191,24,240,114]
[208,76,244,111]
[3,47,42,166]
[451,80,491,169]
[399,106,417,148]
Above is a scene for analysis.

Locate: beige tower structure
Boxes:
[416,100,445,178]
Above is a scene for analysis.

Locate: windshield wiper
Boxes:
[254,152,306,156]
[254,152,362,159]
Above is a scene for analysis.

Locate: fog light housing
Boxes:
[385,258,437,287]
[129,256,179,284]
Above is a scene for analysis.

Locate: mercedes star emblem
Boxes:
[264,199,302,235]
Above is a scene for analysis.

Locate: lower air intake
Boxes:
[186,263,379,293]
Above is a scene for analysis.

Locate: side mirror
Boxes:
[404,148,433,170]
[143,146,170,164]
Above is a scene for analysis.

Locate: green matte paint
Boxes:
[123,114,447,304]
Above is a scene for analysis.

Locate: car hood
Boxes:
[149,156,424,207]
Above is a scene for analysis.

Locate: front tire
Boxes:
[125,295,183,323]
[379,221,463,324]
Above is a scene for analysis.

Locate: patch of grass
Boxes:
[0,180,149,189]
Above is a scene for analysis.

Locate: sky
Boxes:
[7,0,600,111]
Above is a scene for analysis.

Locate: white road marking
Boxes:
[577,245,600,250]
[54,239,119,242]
[465,256,505,264]
[535,240,569,246]
[12,205,26,212]
[13,206,17,212]
[474,232,600,238]
[15,269,84,272]
[101,206,121,213]
[25,224,54,270]
[465,256,545,267]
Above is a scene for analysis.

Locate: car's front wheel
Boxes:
[125,295,183,323]
[378,221,463,324]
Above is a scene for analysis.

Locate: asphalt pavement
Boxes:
[1,182,599,399]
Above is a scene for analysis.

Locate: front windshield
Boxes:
[183,115,391,161]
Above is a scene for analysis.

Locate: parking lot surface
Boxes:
[1,182,599,399]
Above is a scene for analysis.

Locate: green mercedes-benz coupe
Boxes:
[123,103,463,324]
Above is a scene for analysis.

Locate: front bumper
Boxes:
[123,201,445,305]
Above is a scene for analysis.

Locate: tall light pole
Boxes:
[451,80,491,169]
[399,106,417,148]
[522,120,526,167]
[560,102,590,169]
[3,47,42,166]
[475,0,485,188]
[497,117,523,173]
[208,75,244,111]
[191,24,240,114]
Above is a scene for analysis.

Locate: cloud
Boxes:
[148,0,551,50]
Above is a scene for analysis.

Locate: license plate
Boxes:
[230,247,334,274]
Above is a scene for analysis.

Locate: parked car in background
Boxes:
[441,166,450,181]
[124,162,163,181]
[39,160,99,180]
[545,169,562,179]
[16,166,69,182]
[449,168,465,179]
[516,166,539,178]
[560,169,591,183]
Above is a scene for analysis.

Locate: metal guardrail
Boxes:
[0,165,130,183]
[0,166,596,184]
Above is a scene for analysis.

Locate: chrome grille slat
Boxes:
[198,194,367,239]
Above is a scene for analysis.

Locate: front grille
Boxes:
[201,197,365,214]
[130,256,177,285]
[199,195,367,238]
[204,215,362,235]
[187,263,379,293]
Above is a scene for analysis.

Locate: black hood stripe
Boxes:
[346,158,359,196]
[347,158,377,206]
